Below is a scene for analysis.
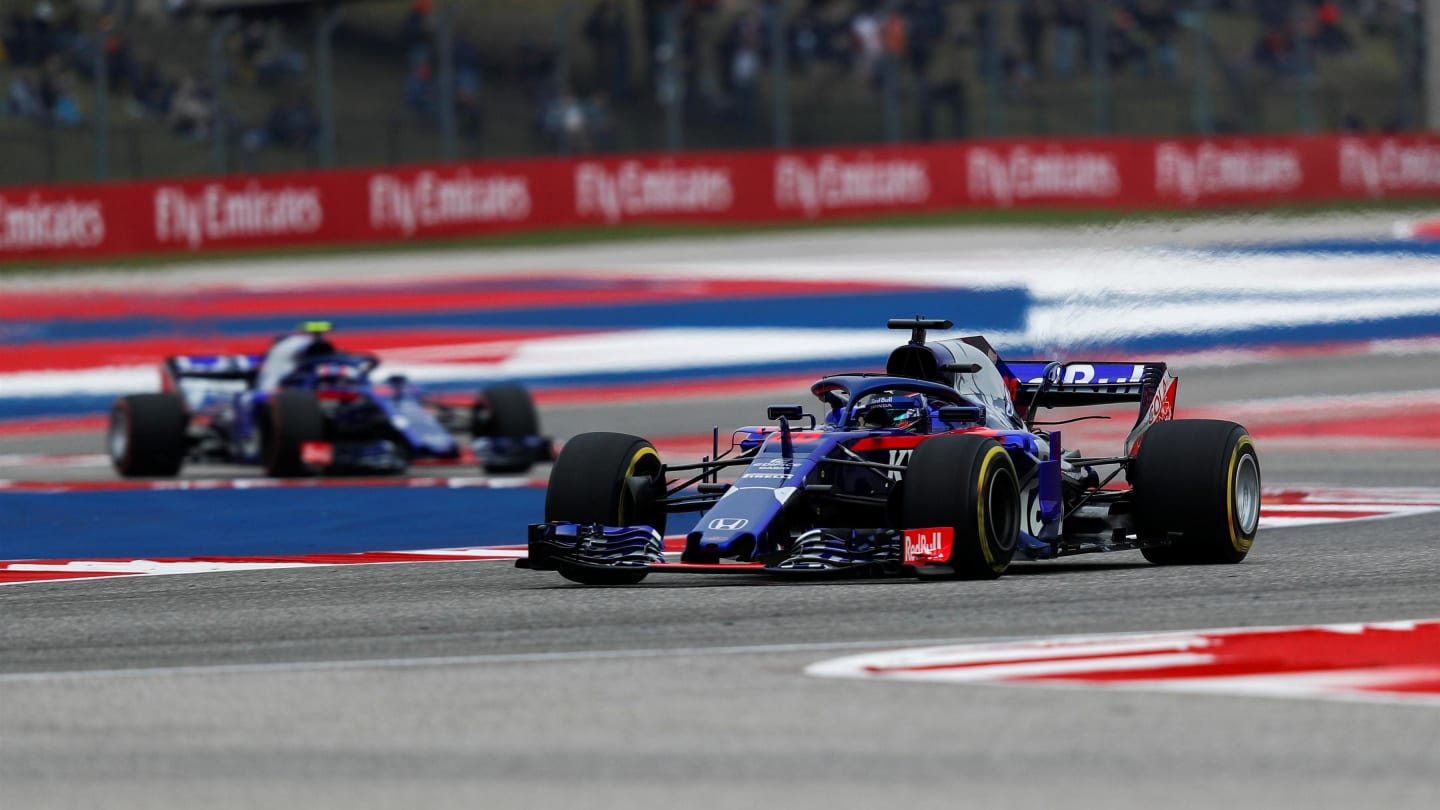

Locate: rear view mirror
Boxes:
[937,406,986,425]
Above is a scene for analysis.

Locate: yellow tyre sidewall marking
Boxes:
[1226,436,1256,554]
[975,446,1009,572]
[619,446,660,526]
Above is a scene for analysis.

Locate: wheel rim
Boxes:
[987,466,1019,551]
[1233,452,1260,535]
[108,409,128,462]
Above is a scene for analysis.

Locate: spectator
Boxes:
[404,46,434,116]
[582,92,616,151]
[1018,0,1045,78]
[40,54,82,126]
[166,75,212,139]
[728,10,762,128]
[905,0,946,77]
[1313,1,1354,54]
[1106,8,1147,74]
[7,69,44,119]
[1253,26,1297,75]
[51,77,85,127]
[125,51,174,118]
[789,2,822,70]
[1052,0,1086,77]
[452,28,483,133]
[1135,0,1180,79]
[252,21,307,88]
[540,91,589,153]
[851,1,884,83]
[585,0,631,100]
[165,0,195,20]
[245,90,319,152]
[401,0,435,114]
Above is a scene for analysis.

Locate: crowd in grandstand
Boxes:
[0,0,1426,171]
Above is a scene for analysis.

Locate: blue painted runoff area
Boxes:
[7,312,1440,421]
[0,487,702,561]
[1205,239,1440,257]
[2,287,1030,345]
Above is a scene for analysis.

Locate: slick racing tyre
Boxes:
[471,382,541,474]
[109,393,188,478]
[544,432,666,585]
[262,391,327,478]
[1132,419,1260,565]
[902,434,1020,579]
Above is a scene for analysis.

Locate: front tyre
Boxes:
[1133,419,1260,565]
[472,382,541,474]
[544,432,666,585]
[902,434,1020,579]
[262,391,326,478]
[109,393,188,478]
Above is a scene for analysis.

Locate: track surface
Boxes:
[4,223,1440,809]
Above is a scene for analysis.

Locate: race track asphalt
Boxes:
[2,223,1439,809]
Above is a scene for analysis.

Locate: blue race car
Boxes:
[108,323,551,478]
[521,318,1260,584]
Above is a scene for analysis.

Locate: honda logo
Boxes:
[707,518,749,531]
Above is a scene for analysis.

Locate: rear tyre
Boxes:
[545,432,666,585]
[902,434,1020,579]
[1133,419,1260,565]
[262,391,326,478]
[109,393,188,478]
[472,382,541,474]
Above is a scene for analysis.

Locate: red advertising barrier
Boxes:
[2,133,1437,263]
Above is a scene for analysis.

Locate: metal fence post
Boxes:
[209,15,238,175]
[315,5,342,168]
[769,0,791,148]
[436,4,458,162]
[93,31,110,180]
[1088,0,1111,134]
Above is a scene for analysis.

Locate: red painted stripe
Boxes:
[1358,675,1440,694]
[0,570,131,582]
[0,477,546,493]
[1016,624,1440,684]
[530,372,822,407]
[0,278,908,323]
[848,435,931,452]
[1407,219,1440,240]
[0,415,107,437]
[862,645,1192,675]
[0,328,564,374]
[1263,508,1394,519]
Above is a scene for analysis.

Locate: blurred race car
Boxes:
[108,322,551,478]
[521,318,1260,584]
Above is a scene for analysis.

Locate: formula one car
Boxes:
[521,318,1260,584]
[108,323,551,478]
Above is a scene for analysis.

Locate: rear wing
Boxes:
[1004,361,1177,455]
[163,354,263,384]
[1004,361,1165,407]
[161,355,263,408]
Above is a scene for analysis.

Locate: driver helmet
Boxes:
[297,321,337,357]
[863,393,928,431]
